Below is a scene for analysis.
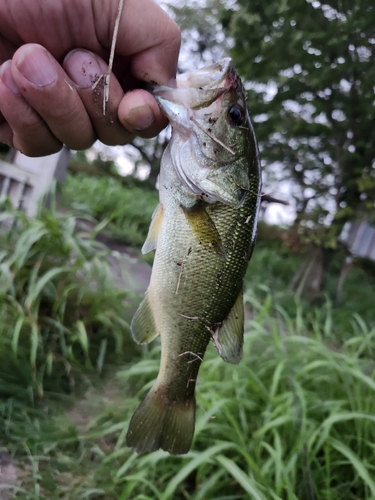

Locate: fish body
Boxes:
[126,59,261,455]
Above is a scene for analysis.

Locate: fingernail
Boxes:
[126,105,154,131]
[15,44,57,87]
[0,61,20,93]
[64,50,103,89]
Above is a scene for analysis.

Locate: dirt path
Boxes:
[106,247,151,296]
[66,233,152,424]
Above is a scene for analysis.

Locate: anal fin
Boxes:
[213,289,244,364]
[131,292,159,344]
[142,203,164,254]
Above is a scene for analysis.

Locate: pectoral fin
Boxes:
[142,203,164,254]
[131,292,159,344]
[181,203,226,258]
[213,290,244,364]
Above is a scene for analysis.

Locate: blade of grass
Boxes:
[161,443,234,500]
[330,437,375,496]
[216,455,272,500]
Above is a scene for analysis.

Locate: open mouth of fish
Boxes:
[151,58,250,208]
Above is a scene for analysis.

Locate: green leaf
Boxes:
[330,438,375,496]
[12,316,25,357]
[216,455,271,500]
[26,267,68,309]
[162,443,234,499]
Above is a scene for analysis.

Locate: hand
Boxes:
[0,0,180,156]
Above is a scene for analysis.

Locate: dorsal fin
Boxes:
[142,203,164,254]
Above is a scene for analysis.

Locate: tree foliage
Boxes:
[166,0,229,69]
[218,0,375,243]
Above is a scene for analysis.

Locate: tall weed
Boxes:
[0,202,136,400]
[60,173,159,248]
[10,289,375,500]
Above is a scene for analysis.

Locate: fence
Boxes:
[0,147,70,217]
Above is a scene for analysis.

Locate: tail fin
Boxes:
[126,385,196,455]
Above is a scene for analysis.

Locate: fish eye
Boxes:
[228,105,244,126]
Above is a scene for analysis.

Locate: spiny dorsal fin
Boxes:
[131,292,159,344]
[213,289,244,364]
[181,203,226,258]
[142,203,164,254]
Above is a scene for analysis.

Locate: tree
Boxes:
[219,0,375,242]
[163,0,229,70]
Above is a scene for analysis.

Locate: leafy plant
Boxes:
[60,173,159,248]
[4,288,375,500]
[0,201,136,400]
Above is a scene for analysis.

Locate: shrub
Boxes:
[0,202,137,400]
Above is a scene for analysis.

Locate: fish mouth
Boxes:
[176,58,233,90]
[152,59,248,206]
[154,87,226,131]
[152,57,235,118]
[152,58,236,128]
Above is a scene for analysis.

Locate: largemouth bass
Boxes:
[126,58,261,455]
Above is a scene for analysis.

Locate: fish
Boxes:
[126,58,261,455]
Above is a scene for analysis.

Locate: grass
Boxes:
[60,173,159,249]
[2,287,375,499]
[245,230,375,338]
[0,176,375,499]
[0,198,138,403]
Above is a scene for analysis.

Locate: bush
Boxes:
[0,202,137,400]
[7,289,375,500]
[60,173,159,248]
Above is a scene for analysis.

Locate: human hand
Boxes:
[0,0,180,156]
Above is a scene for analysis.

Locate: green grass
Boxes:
[245,236,375,339]
[0,176,374,499]
[3,288,375,499]
[0,199,138,402]
[60,173,159,249]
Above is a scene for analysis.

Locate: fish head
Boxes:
[153,59,260,207]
